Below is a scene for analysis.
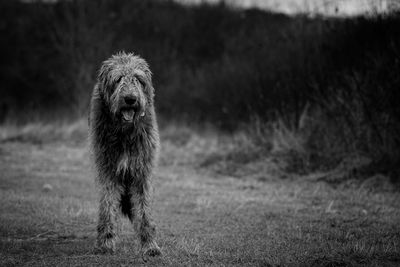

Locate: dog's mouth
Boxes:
[121,108,136,122]
[120,108,145,122]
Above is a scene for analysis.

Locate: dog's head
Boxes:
[97,52,154,124]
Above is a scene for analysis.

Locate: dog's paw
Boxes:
[95,239,116,254]
[144,247,162,257]
[142,242,162,261]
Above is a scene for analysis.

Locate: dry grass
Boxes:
[0,119,88,144]
[0,121,399,266]
[1,118,397,184]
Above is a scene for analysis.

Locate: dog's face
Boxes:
[98,52,154,124]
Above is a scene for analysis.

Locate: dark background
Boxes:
[1,0,400,179]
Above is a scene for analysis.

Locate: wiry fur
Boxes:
[88,52,161,258]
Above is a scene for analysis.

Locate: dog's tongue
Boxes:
[122,110,135,121]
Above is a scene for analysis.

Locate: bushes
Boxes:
[0,0,396,123]
[1,0,400,178]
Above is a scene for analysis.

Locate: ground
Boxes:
[0,130,399,266]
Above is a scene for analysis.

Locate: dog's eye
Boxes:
[115,77,122,84]
[135,77,146,87]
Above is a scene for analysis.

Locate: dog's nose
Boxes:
[124,95,137,106]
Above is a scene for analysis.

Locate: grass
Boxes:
[0,122,399,266]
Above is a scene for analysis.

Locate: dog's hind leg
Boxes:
[96,182,123,253]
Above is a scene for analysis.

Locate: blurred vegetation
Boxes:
[1,0,400,181]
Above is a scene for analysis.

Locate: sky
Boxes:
[176,0,400,17]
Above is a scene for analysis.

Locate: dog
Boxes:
[89,52,161,258]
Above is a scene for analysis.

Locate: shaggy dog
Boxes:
[89,52,161,258]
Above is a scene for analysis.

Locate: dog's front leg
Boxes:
[96,182,122,253]
[130,189,161,259]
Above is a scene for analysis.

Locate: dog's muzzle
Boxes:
[120,95,145,122]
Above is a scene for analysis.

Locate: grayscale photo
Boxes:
[0,0,399,266]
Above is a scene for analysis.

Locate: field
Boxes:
[0,124,399,266]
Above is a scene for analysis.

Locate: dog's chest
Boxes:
[115,149,140,178]
[112,129,153,180]
[116,152,130,176]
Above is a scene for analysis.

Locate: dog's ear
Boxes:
[97,59,114,100]
[135,68,154,102]
[144,69,155,100]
